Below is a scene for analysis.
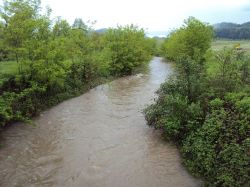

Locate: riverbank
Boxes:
[0,57,201,186]
[0,58,151,130]
[145,18,250,187]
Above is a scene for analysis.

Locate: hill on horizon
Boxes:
[214,21,250,39]
[94,21,250,39]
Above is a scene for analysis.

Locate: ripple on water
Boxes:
[0,57,201,187]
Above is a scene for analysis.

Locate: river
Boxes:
[0,57,201,187]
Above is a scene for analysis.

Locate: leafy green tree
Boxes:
[0,21,8,61]
[0,0,41,71]
[72,18,88,32]
[52,18,71,38]
[104,25,152,75]
[25,14,51,63]
[66,21,107,84]
[162,17,214,61]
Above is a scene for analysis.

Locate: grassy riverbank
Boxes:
[145,18,250,186]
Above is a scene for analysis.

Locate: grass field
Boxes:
[0,60,73,77]
[212,39,250,54]
[0,61,19,77]
[207,39,250,75]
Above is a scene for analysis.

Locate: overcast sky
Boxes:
[40,0,250,34]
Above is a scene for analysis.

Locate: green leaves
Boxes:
[182,94,250,186]
[0,1,153,128]
[0,0,43,65]
[104,25,152,76]
[144,17,250,186]
[162,17,213,61]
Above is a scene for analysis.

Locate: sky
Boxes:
[24,0,250,35]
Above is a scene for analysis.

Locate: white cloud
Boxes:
[39,0,250,31]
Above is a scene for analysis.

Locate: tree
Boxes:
[0,20,8,61]
[72,18,88,32]
[0,0,42,71]
[52,17,70,38]
[162,17,214,61]
[104,25,152,75]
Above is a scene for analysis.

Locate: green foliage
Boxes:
[0,61,20,77]
[162,17,213,61]
[207,47,250,97]
[0,21,8,61]
[144,78,203,142]
[0,0,42,66]
[0,83,46,126]
[145,17,250,186]
[0,0,153,128]
[182,93,250,186]
[104,25,152,75]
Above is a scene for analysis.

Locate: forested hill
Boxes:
[214,22,250,39]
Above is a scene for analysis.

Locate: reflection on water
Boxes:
[0,57,201,187]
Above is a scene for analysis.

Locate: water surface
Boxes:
[0,57,201,187]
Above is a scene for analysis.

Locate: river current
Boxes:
[0,57,201,187]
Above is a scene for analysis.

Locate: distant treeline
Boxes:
[214,22,250,39]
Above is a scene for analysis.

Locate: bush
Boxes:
[144,17,250,186]
[182,93,250,186]
[104,25,152,75]
[162,17,213,61]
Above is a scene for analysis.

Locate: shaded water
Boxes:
[0,57,201,187]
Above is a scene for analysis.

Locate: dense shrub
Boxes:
[104,25,152,75]
[182,93,250,186]
[145,17,250,186]
[161,17,213,61]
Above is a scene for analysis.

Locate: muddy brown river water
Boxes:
[0,57,201,187]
